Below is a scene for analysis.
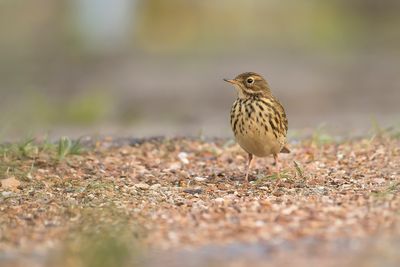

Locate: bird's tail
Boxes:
[280,146,290,153]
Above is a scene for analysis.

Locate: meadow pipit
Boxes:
[224,72,289,182]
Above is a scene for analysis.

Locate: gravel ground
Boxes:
[0,135,399,266]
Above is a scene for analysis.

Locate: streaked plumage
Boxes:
[224,72,289,182]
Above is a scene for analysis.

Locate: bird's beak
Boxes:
[223,78,237,84]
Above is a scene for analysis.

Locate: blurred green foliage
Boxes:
[46,207,141,267]
[134,0,400,53]
[63,92,111,125]
[57,229,135,267]
[0,90,112,132]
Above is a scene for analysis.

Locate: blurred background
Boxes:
[0,0,399,140]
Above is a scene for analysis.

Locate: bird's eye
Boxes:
[246,77,254,84]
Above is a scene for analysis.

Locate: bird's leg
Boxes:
[273,154,280,178]
[245,153,254,183]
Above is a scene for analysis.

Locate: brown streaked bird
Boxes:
[224,72,290,182]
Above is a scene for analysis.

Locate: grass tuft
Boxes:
[372,181,400,198]
[255,169,292,185]
[17,137,37,158]
[0,136,87,180]
[57,137,84,161]
[369,117,400,140]
[293,160,305,179]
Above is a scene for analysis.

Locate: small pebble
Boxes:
[194,176,207,182]
[150,184,162,190]
[183,188,203,195]
[2,191,13,197]
[214,198,225,204]
[178,152,189,164]
[135,183,150,190]
[168,162,181,170]
[255,220,265,227]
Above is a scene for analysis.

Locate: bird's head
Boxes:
[224,72,271,98]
